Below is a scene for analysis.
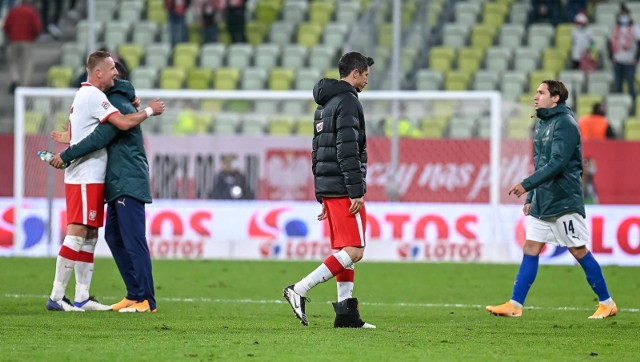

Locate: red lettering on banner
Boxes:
[367,215,381,239]
[591,216,610,254]
[386,214,411,239]
[617,217,640,255]
[150,212,184,235]
[415,215,448,241]
[190,211,212,236]
[455,215,477,240]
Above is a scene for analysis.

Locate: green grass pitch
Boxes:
[1,258,638,360]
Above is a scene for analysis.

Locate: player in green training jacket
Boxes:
[53,78,161,313]
[486,80,617,319]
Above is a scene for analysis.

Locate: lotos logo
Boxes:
[397,243,421,260]
[248,207,309,239]
[0,206,46,250]
[258,241,282,258]
[514,217,568,259]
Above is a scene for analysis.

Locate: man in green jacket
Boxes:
[52,78,160,313]
[486,80,617,319]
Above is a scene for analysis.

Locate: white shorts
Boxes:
[526,213,589,247]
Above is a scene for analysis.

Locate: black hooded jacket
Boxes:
[311,78,367,203]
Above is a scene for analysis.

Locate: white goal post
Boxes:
[13,88,512,259]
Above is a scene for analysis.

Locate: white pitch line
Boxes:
[3,294,638,313]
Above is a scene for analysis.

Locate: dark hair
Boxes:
[115,61,129,80]
[591,102,605,116]
[338,52,374,78]
[86,50,111,71]
[541,80,569,103]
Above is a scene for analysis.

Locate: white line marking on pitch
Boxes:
[3,294,638,313]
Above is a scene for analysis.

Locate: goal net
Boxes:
[11,88,529,261]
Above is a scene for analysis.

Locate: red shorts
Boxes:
[323,197,366,249]
[65,183,105,228]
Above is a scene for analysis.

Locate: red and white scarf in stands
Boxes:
[611,25,635,52]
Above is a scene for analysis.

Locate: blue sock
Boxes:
[511,254,539,305]
[577,251,611,302]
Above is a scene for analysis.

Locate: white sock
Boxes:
[74,238,97,303]
[600,297,614,306]
[294,250,353,297]
[50,236,83,301]
[509,300,523,309]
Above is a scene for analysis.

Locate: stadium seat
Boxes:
[508,115,534,139]
[76,20,103,47]
[529,71,555,93]
[241,68,268,90]
[118,0,144,23]
[281,44,308,69]
[200,43,226,70]
[420,116,449,138]
[269,21,296,46]
[555,23,575,53]
[448,116,476,138]
[147,0,167,24]
[255,0,280,25]
[130,66,157,89]
[295,117,315,136]
[104,21,130,51]
[509,2,530,24]
[378,23,394,49]
[323,22,349,50]
[542,48,568,73]
[226,44,254,69]
[241,115,267,135]
[61,42,85,69]
[268,68,295,90]
[577,94,603,118]
[254,44,281,71]
[473,70,500,91]
[454,2,480,24]
[173,42,200,71]
[429,47,456,72]
[471,24,496,51]
[513,47,539,73]
[214,67,240,90]
[255,100,279,114]
[268,116,295,135]
[132,21,158,45]
[309,1,335,26]
[95,0,116,22]
[477,117,491,139]
[246,21,268,46]
[295,68,321,90]
[498,24,524,48]
[297,22,323,48]
[457,47,484,74]
[48,66,74,88]
[501,72,527,102]
[416,69,443,91]
[24,111,45,134]
[445,71,471,91]
[559,70,585,95]
[594,2,618,28]
[336,1,361,23]
[159,67,186,89]
[527,23,554,51]
[586,71,614,97]
[119,43,144,70]
[606,94,633,133]
[213,113,240,135]
[308,46,335,71]
[186,68,213,90]
[485,47,512,72]
[442,23,469,49]
[624,118,640,140]
[145,43,171,69]
[282,0,308,24]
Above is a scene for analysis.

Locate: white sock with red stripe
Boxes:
[294,250,353,297]
[74,237,97,303]
[336,265,355,302]
[50,236,83,301]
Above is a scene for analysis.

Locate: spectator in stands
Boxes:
[40,0,64,38]
[0,0,15,17]
[582,157,599,204]
[3,0,42,94]
[194,0,225,44]
[578,102,616,140]
[608,4,640,104]
[226,0,247,43]
[165,0,192,47]
[213,154,252,199]
[571,12,594,70]
[566,0,587,23]
[528,0,562,26]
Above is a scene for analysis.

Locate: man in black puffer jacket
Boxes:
[283,52,375,329]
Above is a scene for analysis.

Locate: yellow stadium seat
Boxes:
[295,117,315,136]
[187,68,212,89]
[624,118,640,140]
[577,95,603,118]
[543,48,568,73]
[429,47,456,72]
[324,69,340,80]
[48,66,74,88]
[482,2,509,28]
[159,67,186,89]
[445,70,472,91]
[214,67,240,90]
[147,0,167,24]
[247,21,267,46]
[529,71,555,93]
[309,1,335,26]
[118,43,144,70]
[268,116,295,135]
[172,42,199,71]
[378,23,394,49]
[457,47,484,73]
[420,116,449,139]
[555,23,575,52]
[297,22,323,48]
[24,111,44,134]
[471,24,496,51]
[255,0,280,25]
[268,68,295,90]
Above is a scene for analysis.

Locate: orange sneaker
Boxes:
[588,302,618,319]
[119,300,155,313]
[486,301,522,317]
[111,298,136,311]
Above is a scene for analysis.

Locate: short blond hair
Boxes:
[86,50,111,72]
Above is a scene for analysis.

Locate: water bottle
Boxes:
[37,150,68,169]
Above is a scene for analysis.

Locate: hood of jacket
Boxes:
[536,102,572,121]
[313,78,358,106]
[106,79,136,101]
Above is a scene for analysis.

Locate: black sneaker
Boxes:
[282,285,309,326]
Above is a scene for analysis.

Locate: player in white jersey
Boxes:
[46,50,165,312]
